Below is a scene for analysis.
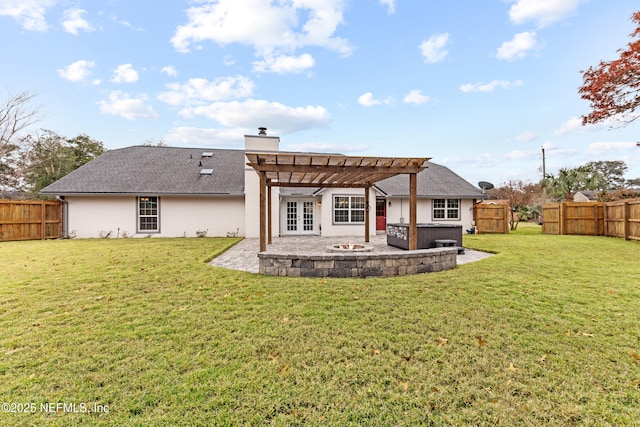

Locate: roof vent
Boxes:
[258,127,267,136]
[200,168,214,175]
[201,151,213,157]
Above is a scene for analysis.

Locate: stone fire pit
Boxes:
[325,243,374,253]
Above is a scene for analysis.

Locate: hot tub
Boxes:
[386,223,463,250]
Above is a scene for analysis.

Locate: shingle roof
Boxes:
[40,146,484,199]
[376,162,485,198]
[40,146,245,196]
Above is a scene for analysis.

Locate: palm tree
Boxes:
[545,167,605,201]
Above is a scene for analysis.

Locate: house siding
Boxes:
[386,198,475,229]
[65,195,244,238]
[319,188,377,238]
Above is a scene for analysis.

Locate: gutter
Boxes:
[56,196,69,238]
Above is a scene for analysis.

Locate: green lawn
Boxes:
[1,224,639,426]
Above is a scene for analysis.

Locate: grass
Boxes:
[0,224,639,426]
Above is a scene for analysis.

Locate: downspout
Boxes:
[56,196,68,238]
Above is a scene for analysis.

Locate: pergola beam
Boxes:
[250,164,424,174]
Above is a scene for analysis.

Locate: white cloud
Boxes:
[57,59,96,82]
[505,150,537,160]
[419,33,449,64]
[164,126,246,146]
[552,114,627,135]
[554,116,582,135]
[286,142,368,153]
[110,14,143,31]
[161,66,178,77]
[158,76,254,107]
[170,0,352,73]
[380,0,396,14]
[0,0,55,31]
[586,141,637,155]
[460,80,523,93]
[182,99,330,133]
[111,64,139,83]
[62,8,94,35]
[496,31,538,61]
[98,91,159,120]
[509,0,583,28]
[253,53,315,74]
[358,92,384,107]
[403,90,430,105]
[509,131,538,142]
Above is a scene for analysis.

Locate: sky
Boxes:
[1,0,639,188]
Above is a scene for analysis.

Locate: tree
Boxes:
[0,91,40,196]
[544,166,605,201]
[581,160,628,189]
[579,11,640,126]
[487,180,538,230]
[20,130,105,195]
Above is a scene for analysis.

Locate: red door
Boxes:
[376,198,386,231]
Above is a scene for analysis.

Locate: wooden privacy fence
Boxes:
[542,199,640,241]
[473,203,510,234]
[0,200,62,242]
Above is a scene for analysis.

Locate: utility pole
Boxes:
[541,146,546,180]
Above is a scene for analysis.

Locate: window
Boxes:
[433,198,459,220]
[333,195,366,224]
[138,196,159,232]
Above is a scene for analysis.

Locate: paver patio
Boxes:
[210,234,493,273]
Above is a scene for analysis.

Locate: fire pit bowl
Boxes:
[325,243,374,253]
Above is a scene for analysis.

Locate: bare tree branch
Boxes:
[0,91,42,195]
[0,91,41,153]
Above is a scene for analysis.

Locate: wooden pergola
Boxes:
[245,152,431,252]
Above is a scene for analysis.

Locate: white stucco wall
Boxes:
[318,188,377,237]
[244,134,281,239]
[66,196,135,238]
[64,195,245,238]
[385,197,476,230]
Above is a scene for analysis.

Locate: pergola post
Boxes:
[259,171,267,252]
[364,185,370,243]
[268,184,273,245]
[409,173,417,250]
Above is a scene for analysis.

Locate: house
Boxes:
[40,131,486,239]
[573,190,599,202]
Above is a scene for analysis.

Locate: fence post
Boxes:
[40,200,46,240]
[504,205,510,233]
[624,200,630,240]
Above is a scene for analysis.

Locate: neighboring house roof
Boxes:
[0,190,26,199]
[40,146,484,199]
[376,162,485,198]
[573,190,599,202]
[479,199,509,205]
[40,146,246,196]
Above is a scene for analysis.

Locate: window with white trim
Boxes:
[433,198,459,220]
[138,196,159,232]
[333,195,365,224]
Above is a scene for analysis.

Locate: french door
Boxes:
[283,199,316,235]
